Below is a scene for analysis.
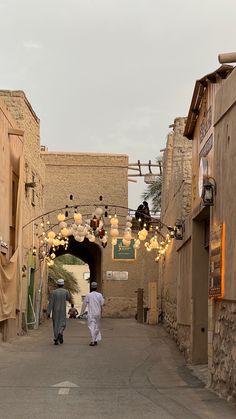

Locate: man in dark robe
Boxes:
[135,201,151,230]
[47,278,71,345]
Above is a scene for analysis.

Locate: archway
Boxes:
[53,235,102,291]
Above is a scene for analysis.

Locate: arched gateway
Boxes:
[54,236,102,290]
[41,151,159,318]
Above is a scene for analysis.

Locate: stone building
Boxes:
[208,66,236,400]
[183,65,233,369]
[0,91,47,336]
[0,88,159,341]
[160,65,236,401]
[159,117,192,355]
[0,97,24,341]
[41,151,159,320]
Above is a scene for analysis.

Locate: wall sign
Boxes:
[199,134,213,162]
[112,238,136,261]
[209,224,224,298]
[200,106,212,143]
[106,271,128,280]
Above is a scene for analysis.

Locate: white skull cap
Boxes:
[57,278,64,285]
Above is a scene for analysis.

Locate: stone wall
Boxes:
[212,68,236,401]
[211,300,236,402]
[159,117,192,356]
[42,151,159,318]
[0,97,24,340]
[0,91,47,328]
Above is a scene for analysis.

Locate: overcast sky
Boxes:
[1,0,236,209]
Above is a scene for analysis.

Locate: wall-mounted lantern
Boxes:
[202,178,216,206]
[174,220,184,240]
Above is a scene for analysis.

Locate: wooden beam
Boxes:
[8,128,24,136]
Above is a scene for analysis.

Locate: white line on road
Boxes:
[58,388,70,395]
[52,380,79,395]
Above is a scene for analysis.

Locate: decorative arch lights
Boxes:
[36,206,177,265]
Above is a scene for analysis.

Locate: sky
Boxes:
[1,0,236,210]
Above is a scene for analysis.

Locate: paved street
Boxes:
[0,318,235,419]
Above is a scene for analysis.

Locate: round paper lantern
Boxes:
[47,231,56,239]
[122,238,131,247]
[95,207,103,217]
[77,225,84,233]
[110,228,119,237]
[57,213,65,222]
[59,221,67,229]
[110,217,118,225]
[139,228,148,237]
[77,236,84,242]
[88,235,96,242]
[112,238,117,246]
[126,215,133,222]
[61,227,69,237]
[124,231,132,240]
[74,213,82,222]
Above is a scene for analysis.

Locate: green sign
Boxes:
[112,238,136,261]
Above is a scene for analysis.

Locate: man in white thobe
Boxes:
[80,281,104,346]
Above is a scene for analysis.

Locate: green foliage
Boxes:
[48,258,80,299]
[141,157,162,213]
[56,254,85,265]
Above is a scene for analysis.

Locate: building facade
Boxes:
[159,117,192,355]
[41,151,159,320]
[0,97,24,340]
[210,66,236,400]
[0,91,47,336]
[159,65,236,401]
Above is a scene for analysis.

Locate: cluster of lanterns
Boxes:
[132,225,174,263]
[38,206,180,266]
[110,214,133,247]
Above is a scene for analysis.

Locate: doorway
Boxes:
[191,211,210,363]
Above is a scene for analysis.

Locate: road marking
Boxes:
[52,381,78,388]
[58,388,70,395]
[52,381,79,396]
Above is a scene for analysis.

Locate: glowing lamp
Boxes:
[47,231,56,239]
[61,227,69,237]
[110,228,119,237]
[57,213,65,222]
[110,216,118,225]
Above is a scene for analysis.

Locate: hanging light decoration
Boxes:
[57,213,65,222]
[37,204,177,264]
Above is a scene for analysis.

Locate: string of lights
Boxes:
[30,204,179,266]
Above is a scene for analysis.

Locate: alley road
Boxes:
[0,318,235,419]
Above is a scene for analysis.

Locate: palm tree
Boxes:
[141,157,162,213]
[48,258,79,297]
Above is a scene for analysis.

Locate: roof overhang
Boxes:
[184,65,234,140]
